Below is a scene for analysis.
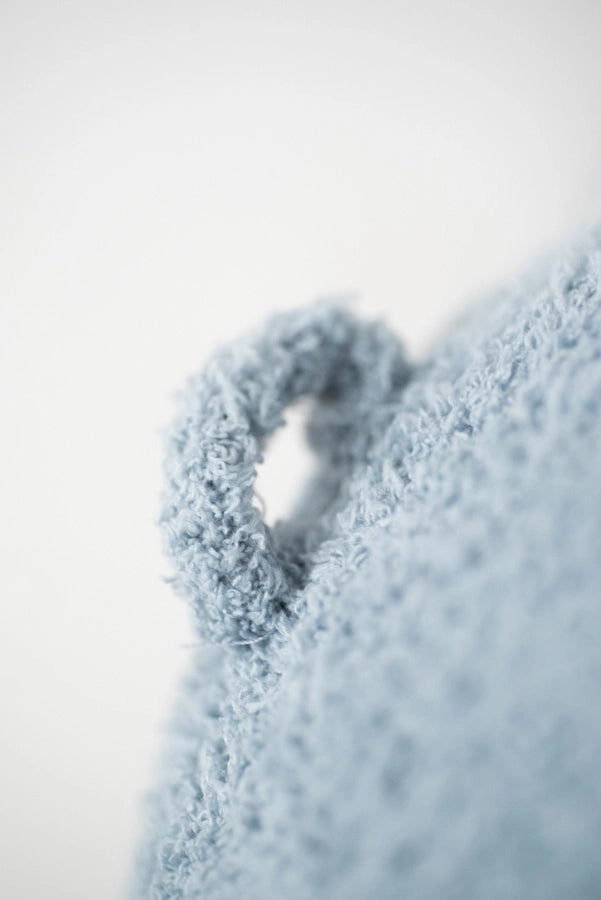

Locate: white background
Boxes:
[2,2,601,897]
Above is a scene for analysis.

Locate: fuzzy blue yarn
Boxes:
[134,228,601,899]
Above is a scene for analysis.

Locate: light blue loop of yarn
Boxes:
[160,304,410,645]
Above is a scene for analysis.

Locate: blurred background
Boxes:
[1,1,601,897]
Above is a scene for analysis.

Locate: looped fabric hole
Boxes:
[160,304,410,647]
[254,398,317,528]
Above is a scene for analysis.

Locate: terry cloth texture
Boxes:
[134,228,601,899]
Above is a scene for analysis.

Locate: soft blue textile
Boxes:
[134,228,601,898]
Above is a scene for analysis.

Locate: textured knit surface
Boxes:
[134,228,601,899]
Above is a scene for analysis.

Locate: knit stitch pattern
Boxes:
[134,228,601,899]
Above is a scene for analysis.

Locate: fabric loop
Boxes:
[160,305,409,644]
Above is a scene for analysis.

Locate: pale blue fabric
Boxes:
[134,228,601,898]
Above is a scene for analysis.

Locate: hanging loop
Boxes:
[160,305,409,645]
